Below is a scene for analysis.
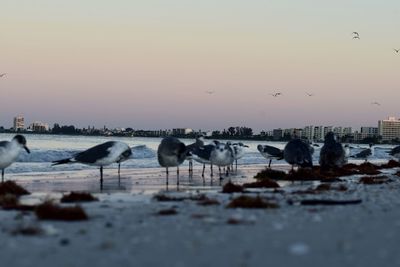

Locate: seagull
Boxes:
[371,101,381,106]
[191,143,216,178]
[283,139,313,169]
[352,32,360,39]
[319,132,346,171]
[52,141,132,189]
[157,137,188,186]
[394,49,399,53]
[306,92,314,97]
[0,135,31,182]
[186,135,205,175]
[270,92,282,97]
[0,73,6,78]
[205,90,214,95]
[209,142,234,179]
[350,144,373,161]
[257,144,284,168]
[231,142,249,171]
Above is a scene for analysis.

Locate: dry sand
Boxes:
[1,164,400,267]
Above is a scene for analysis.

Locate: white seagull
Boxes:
[0,135,31,182]
[52,141,132,189]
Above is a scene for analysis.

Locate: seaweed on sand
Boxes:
[222,182,244,193]
[35,201,88,221]
[227,196,279,209]
[243,178,280,189]
[0,181,30,196]
[61,192,98,203]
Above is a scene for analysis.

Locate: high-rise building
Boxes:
[13,115,24,131]
[313,126,324,141]
[28,121,49,132]
[360,127,379,139]
[302,126,314,140]
[378,117,400,141]
[272,129,283,141]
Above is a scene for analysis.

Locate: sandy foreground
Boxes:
[2,164,400,267]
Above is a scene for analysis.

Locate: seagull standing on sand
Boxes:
[283,139,313,169]
[157,137,188,186]
[191,144,214,178]
[319,132,346,171]
[231,142,249,171]
[210,142,234,179]
[0,135,31,182]
[186,135,205,175]
[257,144,284,168]
[52,141,132,189]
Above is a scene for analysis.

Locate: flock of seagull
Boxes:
[1,134,400,189]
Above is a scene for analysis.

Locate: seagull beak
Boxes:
[24,146,31,153]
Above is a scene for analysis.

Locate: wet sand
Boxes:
[2,164,400,267]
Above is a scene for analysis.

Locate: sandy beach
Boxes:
[1,164,400,267]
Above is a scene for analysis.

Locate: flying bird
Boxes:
[0,73,6,78]
[371,101,381,106]
[306,92,314,97]
[352,35,360,40]
[270,92,282,97]
[205,90,214,95]
[394,49,399,53]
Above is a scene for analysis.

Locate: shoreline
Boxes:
[2,164,400,266]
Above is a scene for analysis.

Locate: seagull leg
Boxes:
[177,166,180,186]
[268,159,272,168]
[100,166,103,191]
[211,164,214,177]
[235,160,238,172]
[166,167,169,186]
[118,163,121,186]
[1,169,4,183]
[202,164,205,178]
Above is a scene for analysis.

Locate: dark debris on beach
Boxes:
[227,196,279,209]
[156,208,178,216]
[359,176,392,185]
[35,201,88,221]
[0,181,30,196]
[243,178,280,189]
[222,182,244,193]
[61,192,98,203]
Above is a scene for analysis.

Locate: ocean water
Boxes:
[0,133,396,174]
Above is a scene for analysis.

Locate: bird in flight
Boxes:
[371,101,381,106]
[394,48,400,53]
[205,90,214,95]
[352,32,360,39]
[270,92,282,97]
[305,92,314,97]
[0,73,6,78]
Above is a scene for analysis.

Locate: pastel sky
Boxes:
[1,0,399,132]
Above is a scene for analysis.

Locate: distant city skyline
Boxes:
[1,1,399,131]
